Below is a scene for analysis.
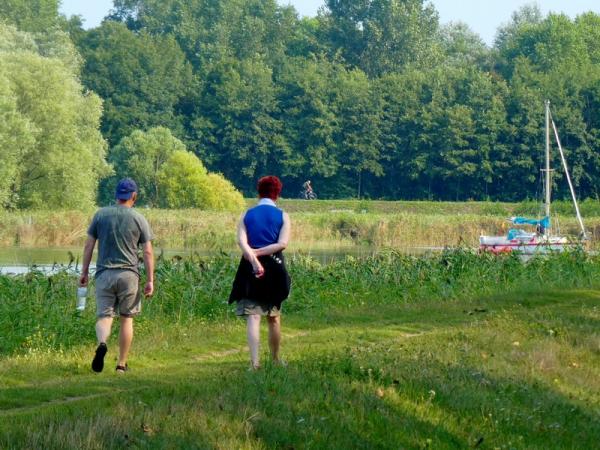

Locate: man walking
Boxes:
[79,178,154,373]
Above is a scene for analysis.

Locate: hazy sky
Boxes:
[60,0,600,46]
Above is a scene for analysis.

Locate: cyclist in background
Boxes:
[301,180,315,199]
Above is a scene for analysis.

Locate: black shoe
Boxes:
[92,343,107,373]
[115,364,129,374]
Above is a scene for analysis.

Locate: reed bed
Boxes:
[2,202,600,250]
[1,249,598,356]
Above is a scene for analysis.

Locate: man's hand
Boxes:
[80,236,96,288]
[142,241,154,298]
[144,281,154,297]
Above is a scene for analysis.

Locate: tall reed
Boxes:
[2,207,599,250]
[1,249,598,356]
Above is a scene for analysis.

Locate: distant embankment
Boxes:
[1,200,599,250]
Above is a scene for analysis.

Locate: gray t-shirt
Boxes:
[87,205,153,277]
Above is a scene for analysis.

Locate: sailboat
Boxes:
[480,101,587,255]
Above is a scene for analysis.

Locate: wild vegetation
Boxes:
[2,2,599,447]
[2,1,600,205]
[1,249,598,356]
[102,127,245,209]
[1,251,599,448]
[1,199,599,251]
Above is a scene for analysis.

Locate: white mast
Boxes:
[544,100,551,233]
[542,100,552,236]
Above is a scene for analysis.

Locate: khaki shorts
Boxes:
[235,298,281,317]
[95,269,142,318]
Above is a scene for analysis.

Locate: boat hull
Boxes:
[479,235,575,255]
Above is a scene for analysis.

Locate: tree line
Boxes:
[2,0,600,207]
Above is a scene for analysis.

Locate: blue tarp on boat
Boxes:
[511,216,550,229]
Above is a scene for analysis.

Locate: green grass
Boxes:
[1,251,599,448]
[1,289,598,449]
[2,250,599,355]
[276,198,518,215]
[278,198,600,216]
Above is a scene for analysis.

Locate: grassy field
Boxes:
[1,199,600,251]
[1,288,598,449]
[1,251,599,448]
[2,250,599,355]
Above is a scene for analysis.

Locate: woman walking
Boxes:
[229,176,291,370]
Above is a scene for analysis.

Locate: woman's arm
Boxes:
[253,212,291,257]
[237,214,264,276]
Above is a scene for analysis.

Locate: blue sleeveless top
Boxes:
[244,199,283,249]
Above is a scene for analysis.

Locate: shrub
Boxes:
[158,150,245,211]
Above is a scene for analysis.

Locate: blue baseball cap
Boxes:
[115,178,138,200]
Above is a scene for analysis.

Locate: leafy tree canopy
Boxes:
[107,127,245,211]
[105,127,187,206]
[5,1,600,204]
[320,0,442,76]
[75,21,195,148]
[0,0,60,32]
[0,23,108,209]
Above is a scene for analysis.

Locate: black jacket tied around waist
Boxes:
[228,251,291,309]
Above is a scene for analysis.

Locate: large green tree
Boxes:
[276,57,341,193]
[496,11,600,199]
[110,0,296,69]
[75,21,194,148]
[0,24,108,209]
[192,56,291,193]
[0,70,34,208]
[440,22,489,69]
[334,68,383,198]
[321,0,442,76]
[0,0,60,32]
[158,150,245,210]
[106,127,187,206]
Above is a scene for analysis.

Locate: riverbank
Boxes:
[1,283,598,448]
[2,251,599,447]
[2,250,599,355]
[1,200,598,250]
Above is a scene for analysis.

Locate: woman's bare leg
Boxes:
[267,315,281,363]
[246,314,261,369]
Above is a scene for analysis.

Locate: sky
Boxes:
[60,0,600,46]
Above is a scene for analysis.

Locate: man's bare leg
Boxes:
[118,316,133,368]
[92,317,113,372]
[95,317,113,344]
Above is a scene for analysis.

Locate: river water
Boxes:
[0,246,445,275]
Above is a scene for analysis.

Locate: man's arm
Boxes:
[253,212,291,257]
[142,241,154,297]
[79,236,96,287]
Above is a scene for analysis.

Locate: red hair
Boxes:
[257,176,283,200]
